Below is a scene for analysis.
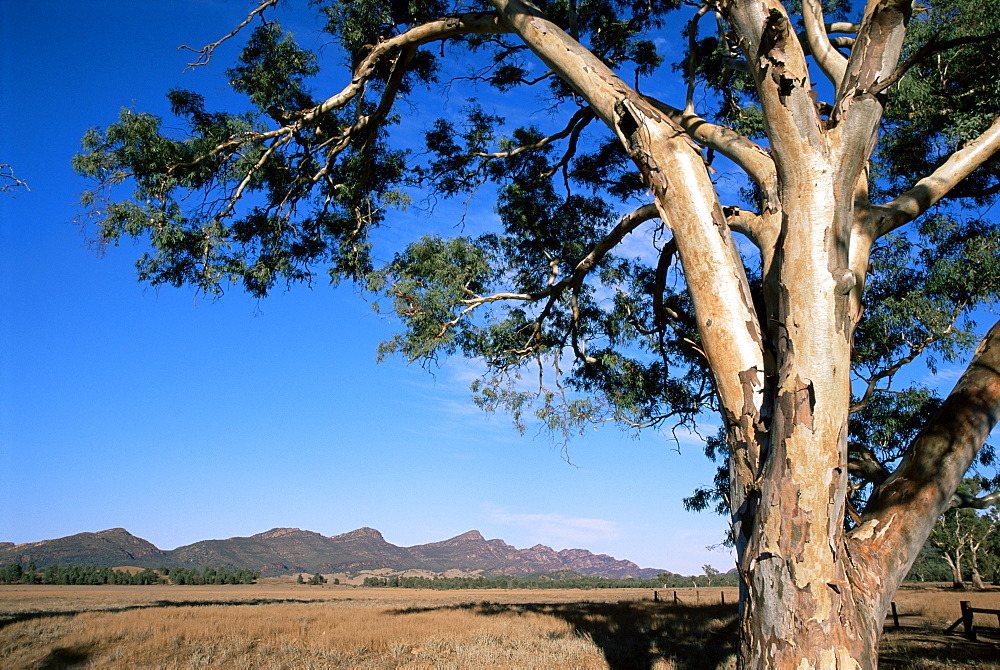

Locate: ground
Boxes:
[0,581,997,668]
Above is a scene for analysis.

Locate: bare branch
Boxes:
[473,108,594,159]
[873,115,1000,238]
[685,4,713,115]
[801,0,847,86]
[179,0,279,69]
[827,23,861,34]
[0,164,29,194]
[724,206,765,247]
[436,204,660,356]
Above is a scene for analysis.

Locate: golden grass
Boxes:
[1,597,605,668]
[1,583,998,668]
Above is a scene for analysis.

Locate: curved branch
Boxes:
[473,107,594,159]
[0,164,29,194]
[872,115,1000,238]
[947,489,1000,511]
[644,97,776,194]
[304,13,505,123]
[827,23,861,34]
[802,0,847,86]
[724,206,765,247]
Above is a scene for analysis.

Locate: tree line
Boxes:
[361,570,740,590]
[0,563,258,585]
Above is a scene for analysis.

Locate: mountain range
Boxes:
[0,527,669,579]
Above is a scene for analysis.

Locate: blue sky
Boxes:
[1,1,991,577]
[0,0,733,575]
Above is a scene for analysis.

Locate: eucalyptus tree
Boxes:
[73,0,1000,666]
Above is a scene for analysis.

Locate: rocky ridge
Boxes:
[0,527,667,578]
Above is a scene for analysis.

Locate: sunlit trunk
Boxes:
[735,163,880,668]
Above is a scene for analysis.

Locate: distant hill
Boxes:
[0,527,668,578]
[0,528,167,567]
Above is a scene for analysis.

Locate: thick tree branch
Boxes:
[831,0,912,208]
[643,97,777,198]
[305,13,505,123]
[872,115,1000,237]
[719,0,820,166]
[685,4,713,115]
[853,320,1000,584]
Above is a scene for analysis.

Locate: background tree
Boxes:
[928,477,1000,589]
[73,0,1000,666]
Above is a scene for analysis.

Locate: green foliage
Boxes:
[168,566,260,585]
[0,562,23,584]
[368,235,496,362]
[360,569,737,589]
[72,0,1000,529]
[879,0,1000,204]
[228,23,319,112]
[0,564,260,586]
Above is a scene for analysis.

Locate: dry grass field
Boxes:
[0,582,997,668]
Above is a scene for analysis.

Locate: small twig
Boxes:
[179,0,279,69]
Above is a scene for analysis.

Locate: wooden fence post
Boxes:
[961,601,977,641]
[891,602,899,630]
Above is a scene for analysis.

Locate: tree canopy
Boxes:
[74,0,1000,666]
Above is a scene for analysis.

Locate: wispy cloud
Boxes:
[488,508,621,547]
[916,365,965,393]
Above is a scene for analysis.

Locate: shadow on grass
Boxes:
[880,626,1000,668]
[391,600,739,670]
[34,645,92,669]
[391,599,1000,669]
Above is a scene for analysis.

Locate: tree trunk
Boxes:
[943,552,966,590]
[969,541,986,590]
[483,1,1000,666]
[971,568,986,591]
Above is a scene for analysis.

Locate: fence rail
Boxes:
[945,600,1000,641]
